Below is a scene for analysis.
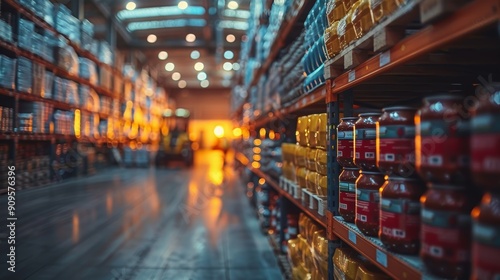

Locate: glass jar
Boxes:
[318,175,328,197]
[420,185,473,279]
[354,113,381,171]
[355,171,385,236]
[377,107,417,177]
[471,83,500,191]
[337,117,358,167]
[379,176,424,255]
[316,149,328,176]
[340,168,360,222]
[471,193,500,280]
[317,113,328,150]
[296,116,309,146]
[416,95,470,185]
[308,114,320,148]
[306,147,318,171]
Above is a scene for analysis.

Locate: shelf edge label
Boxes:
[348,71,356,83]
[379,51,391,67]
[376,249,388,267]
[348,230,357,244]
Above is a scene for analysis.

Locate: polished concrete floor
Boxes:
[0,150,282,280]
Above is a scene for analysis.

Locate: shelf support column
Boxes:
[326,80,342,280]
[70,0,84,21]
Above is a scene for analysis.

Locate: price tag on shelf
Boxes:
[302,98,307,106]
[379,51,391,67]
[376,249,388,267]
[348,230,357,244]
[348,71,356,83]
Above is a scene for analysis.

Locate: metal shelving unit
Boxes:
[233,0,500,279]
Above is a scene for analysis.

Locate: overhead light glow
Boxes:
[126,1,136,11]
[178,80,187,88]
[226,34,236,43]
[194,62,204,71]
[223,62,233,71]
[220,21,248,31]
[158,51,168,60]
[186,33,196,42]
[222,80,231,87]
[178,1,189,9]
[200,80,209,88]
[127,19,206,31]
[232,62,240,70]
[165,62,175,71]
[222,10,250,19]
[190,50,200,59]
[197,72,207,80]
[172,72,181,81]
[228,1,239,9]
[147,34,157,43]
[223,50,234,59]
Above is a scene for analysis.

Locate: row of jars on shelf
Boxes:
[335,86,500,279]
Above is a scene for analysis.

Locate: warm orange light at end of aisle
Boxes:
[252,161,261,169]
[214,125,225,138]
[253,139,261,146]
[269,130,275,140]
[232,127,242,138]
[253,147,261,154]
[259,178,266,185]
[74,109,81,138]
[253,155,261,161]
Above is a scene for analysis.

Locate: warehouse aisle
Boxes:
[0,150,282,280]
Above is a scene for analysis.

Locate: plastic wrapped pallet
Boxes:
[55,4,81,45]
[17,57,33,94]
[0,19,13,43]
[99,67,112,90]
[66,80,79,106]
[43,71,54,99]
[18,18,35,52]
[80,19,94,52]
[98,41,113,65]
[19,0,35,11]
[39,0,54,26]
[79,58,98,84]
[0,55,16,90]
[55,42,79,76]
[53,77,66,102]
[32,63,46,97]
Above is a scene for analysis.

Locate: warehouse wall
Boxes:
[173,89,232,149]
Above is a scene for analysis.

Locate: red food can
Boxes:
[471,193,500,280]
[420,184,474,279]
[416,95,470,185]
[354,113,381,171]
[339,167,360,223]
[355,171,385,236]
[337,117,358,168]
[377,107,417,177]
[471,83,500,191]
[379,176,425,255]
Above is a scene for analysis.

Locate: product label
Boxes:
[378,125,416,139]
[471,134,500,173]
[471,114,500,134]
[472,223,500,280]
[356,189,380,224]
[380,198,420,240]
[355,128,377,160]
[421,208,471,262]
[339,182,356,211]
[338,139,354,159]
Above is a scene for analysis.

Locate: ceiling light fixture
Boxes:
[178,1,189,10]
[165,62,175,71]
[232,62,240,71]
[223,62,233,71]
[200,80,209,88]
[178,80,187,88]
[190,50,200,59]
[194,62,204,71]
[158,51,168,60]
[226,34,235,43]
[126,1,136,11]
[222,80,231,87]
[228,1,239,9]
[223,50,234,60]
[186,33,196,42]
[172,72,181,81]
[147,34,157,43]
[197,72,207,81]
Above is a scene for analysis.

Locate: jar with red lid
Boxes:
[354,113,381,171]
[416,95,470,185]
[355,171,385,236]
[471,83,500,191]
[379,176,424,255]
[471,193,500,280]
[339,168,360,223]
[377,107,417,177]
[420,185,474,279]
[337,117,358,167]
